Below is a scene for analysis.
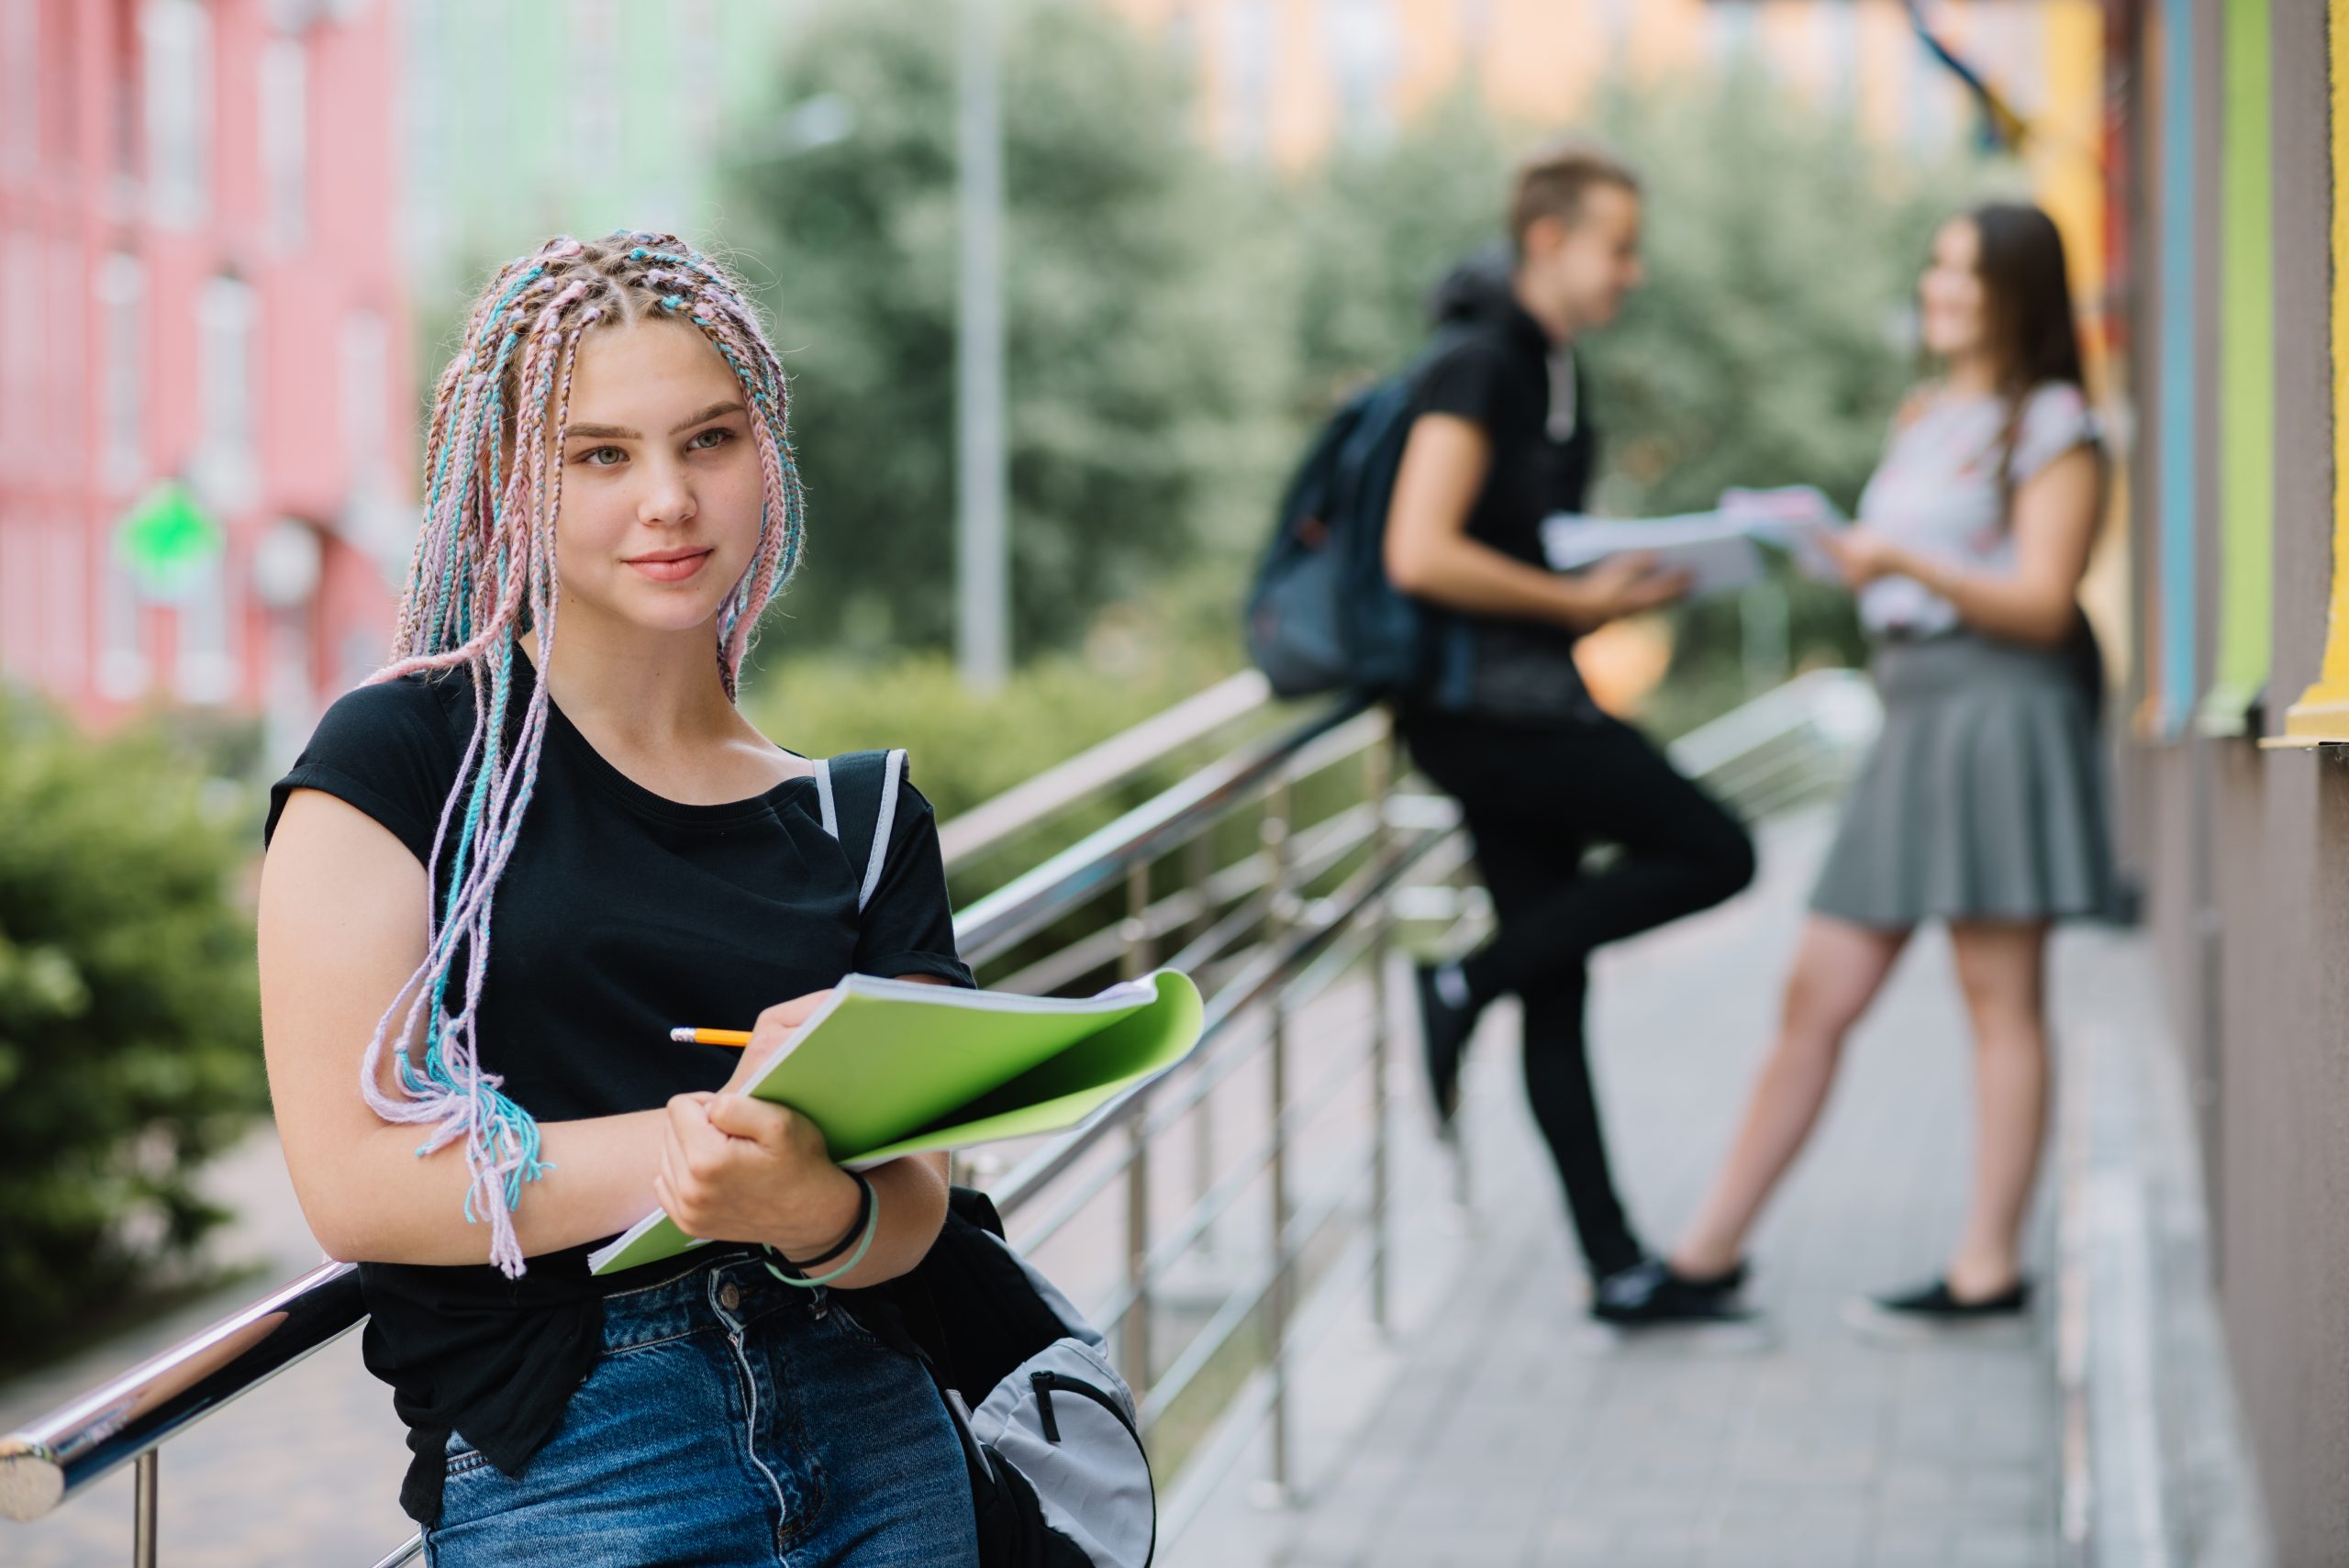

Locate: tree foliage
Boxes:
[0,696,265,1358]
[727,0,1290,660]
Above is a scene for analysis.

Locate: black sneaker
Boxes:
[1412,962,1476,1129]
[1842,1277,2031,1343]
[1589,1257,1754,1328]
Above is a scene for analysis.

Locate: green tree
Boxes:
[0,696,265,1360]
[726,0,1292,662]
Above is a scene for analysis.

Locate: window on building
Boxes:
[142,0,211,227]
[96,549,147,699]
[111,0,140,182]
[97,251,146,494]
[259,34,306,247]
[194,273,259,512]
[173,548,239,704]
[340,306,387,484]
[573,0,623,179]
[1219,0,1274,161]
[0,510,35,681]
[2,0,36,177]
[1,225,39,479]
[49,238,84,481]
[1328,0,1397,146]
[47,511,85,689]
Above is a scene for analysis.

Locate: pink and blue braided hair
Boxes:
[360,232,807,1277]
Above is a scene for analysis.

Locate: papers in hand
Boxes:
[1542,511,1768,597]
[1540,486,1851,598]
[1718,485,1849,583]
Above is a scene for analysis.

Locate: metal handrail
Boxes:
[1,665,1880,1565]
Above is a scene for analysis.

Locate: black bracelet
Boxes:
[772,1173,874,1273]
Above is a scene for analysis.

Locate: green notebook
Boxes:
[587,969,1204,1275]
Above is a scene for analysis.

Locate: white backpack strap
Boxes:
[857,749,906,914]
[813,757,839,840]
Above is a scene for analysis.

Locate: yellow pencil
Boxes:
[670,1027,753,1048]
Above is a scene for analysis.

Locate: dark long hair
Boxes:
[1963,202,2103,698]
[1962,202,2089,503]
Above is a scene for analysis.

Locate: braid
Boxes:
[359,232,807,1275]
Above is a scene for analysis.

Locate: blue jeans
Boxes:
[425,1251,980,1567]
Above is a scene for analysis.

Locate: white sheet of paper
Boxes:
[1718,485,1849,583]
[1541,511,1767,598]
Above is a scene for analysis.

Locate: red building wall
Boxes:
[0,0,409,742]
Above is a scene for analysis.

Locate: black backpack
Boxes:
[1244,348,1482,705]
[819,754,1157,1567]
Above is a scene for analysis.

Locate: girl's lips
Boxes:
[624,550,713,584]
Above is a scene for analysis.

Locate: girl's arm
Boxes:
[260,788,674,1265]
[1831,443,2103,647]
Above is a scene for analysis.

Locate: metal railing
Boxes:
[0,666,1878,1566]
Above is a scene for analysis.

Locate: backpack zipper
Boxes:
[1029,1370,1142,1449]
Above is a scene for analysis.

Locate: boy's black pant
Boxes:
[1397,706,1756,1278]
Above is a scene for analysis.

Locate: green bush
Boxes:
[0,695,265,1362]
[744,581,1252,910]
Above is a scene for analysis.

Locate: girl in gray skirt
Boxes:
[1662,202,2110,1334]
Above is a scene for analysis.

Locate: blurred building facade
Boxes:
[2117,0,2349,1556]
[399,0,793,294]
[0,0,409,738]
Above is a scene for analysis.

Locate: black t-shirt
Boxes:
[262,655,972,1524]
[1409,298,1598,571]
[1402,297,1605,725]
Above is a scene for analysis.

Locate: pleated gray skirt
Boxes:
[1809,632,2117,929]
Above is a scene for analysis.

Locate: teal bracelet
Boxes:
[762,1183,881,1289]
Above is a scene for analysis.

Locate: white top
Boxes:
[1854,382,2099,636]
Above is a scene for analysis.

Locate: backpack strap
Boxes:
[814,749,906,915]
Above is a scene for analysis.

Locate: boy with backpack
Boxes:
[1250,140,1758,1327]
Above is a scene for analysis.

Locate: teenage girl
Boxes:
[259,233,980,1564]
[1663,203,2112,1332]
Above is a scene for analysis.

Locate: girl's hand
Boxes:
[655,1089,863,1255]
[1819,526,1907,588]
[716,990,834,1097]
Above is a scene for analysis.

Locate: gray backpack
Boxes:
[820,751,1158,1567]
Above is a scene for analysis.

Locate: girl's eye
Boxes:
[686,428,734,451]
[578,446,626,468]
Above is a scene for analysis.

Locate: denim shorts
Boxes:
[425,1250,980,1568]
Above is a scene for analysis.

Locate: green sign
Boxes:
[116,482,225,601]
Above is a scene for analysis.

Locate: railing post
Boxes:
[1262,779,1297,1505]
[131,1450,157,1568]
[1366,732,1395,1335]
[1120,858,1154,1401]
[1446,836,1475,1214]
[1185,833,1218,1256]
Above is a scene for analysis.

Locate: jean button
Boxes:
[718,1282,742,1311]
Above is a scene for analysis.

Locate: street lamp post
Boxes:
[955,0,1009,690]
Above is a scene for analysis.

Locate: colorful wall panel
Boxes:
[2282,0,2349,740]
[2203,0,2273,734]
[2154,0,2199,736]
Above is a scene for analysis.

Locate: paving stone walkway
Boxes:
[1171,807,2094,1568]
